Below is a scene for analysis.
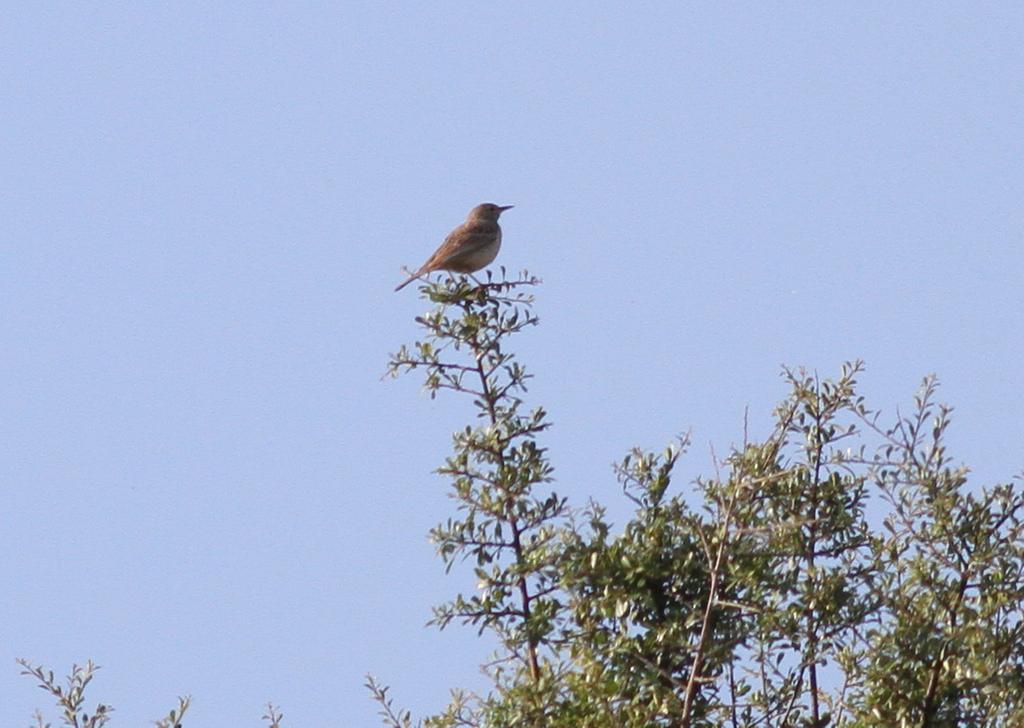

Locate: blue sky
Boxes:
[2,3,1022,725]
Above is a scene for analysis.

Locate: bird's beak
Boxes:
[499,205,514,212]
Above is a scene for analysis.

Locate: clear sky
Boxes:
[2,3,1022,725]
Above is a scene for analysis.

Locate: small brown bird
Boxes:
[394,203,514,291]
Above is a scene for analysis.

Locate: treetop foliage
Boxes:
[375,272,1024,728]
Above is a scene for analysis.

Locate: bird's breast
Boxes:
[450,234,501,272]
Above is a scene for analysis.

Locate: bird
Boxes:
[394,203,514,292]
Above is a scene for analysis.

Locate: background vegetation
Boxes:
[20,276,1024,727]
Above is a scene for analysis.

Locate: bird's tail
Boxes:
[394,268,422,292]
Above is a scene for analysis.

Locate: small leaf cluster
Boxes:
[18,659,112,728]
[17,659,289,727]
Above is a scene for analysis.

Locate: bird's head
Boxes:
[469,203,514,221]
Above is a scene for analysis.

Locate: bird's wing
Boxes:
[421,222,495,268]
